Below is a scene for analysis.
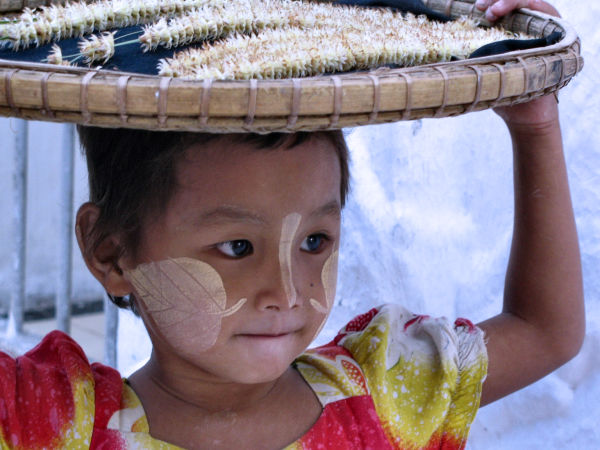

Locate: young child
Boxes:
[0,0,584,448]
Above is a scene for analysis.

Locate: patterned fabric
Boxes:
[0,330,179,450]
[0,304,487,449]
[291,305,488,449]
[0,330,96,449]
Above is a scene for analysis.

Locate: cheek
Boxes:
[321,249,339,308]
[126,258,246,352]
[309,249,339,312]
[309,250,339,340]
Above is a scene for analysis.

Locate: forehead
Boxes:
[170,134,342,224]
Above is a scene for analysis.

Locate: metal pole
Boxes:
[7,120,28,337]
[104,296,119,367]
[56,124,75,334]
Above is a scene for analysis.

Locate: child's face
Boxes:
[122,135,342,383]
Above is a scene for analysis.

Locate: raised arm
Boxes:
[478,94,584,405]
[474,1,584,406]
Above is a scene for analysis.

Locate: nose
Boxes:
[253,212,305,311]
[253,250,302,312]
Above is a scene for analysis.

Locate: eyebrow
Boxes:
[309,200,342,220]
[188,200,341,228]
[192,205,267,226]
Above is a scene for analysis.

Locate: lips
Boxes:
[237,323,302,338]
[235,313,305,338]
[237,332,295,338]
[237,328,299,338]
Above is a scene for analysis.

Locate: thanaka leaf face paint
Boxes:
[279,213,302,308]
[309,249,339,341]
[125,257,246,352]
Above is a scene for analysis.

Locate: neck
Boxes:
[127,351,322,449]
[130,350,287,415]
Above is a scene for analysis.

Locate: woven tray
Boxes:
[0,0,584,132]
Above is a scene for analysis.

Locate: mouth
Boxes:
[236,331,297,339]
[237,316,304,339]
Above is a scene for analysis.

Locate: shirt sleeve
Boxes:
[336,304,488,449]
[0,330,96,449]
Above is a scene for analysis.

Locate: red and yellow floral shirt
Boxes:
[0,304,487,449]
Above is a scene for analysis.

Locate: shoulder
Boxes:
[0,331,121,449]
[299,305,488,448]
[0,330,94,399]
[337,304,487,375]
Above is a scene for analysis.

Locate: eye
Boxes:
[216,240,253,258]
[300,234,328,253]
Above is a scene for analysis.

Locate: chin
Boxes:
[225,341,306,384]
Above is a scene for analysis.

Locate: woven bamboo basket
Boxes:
[0,0,583,132]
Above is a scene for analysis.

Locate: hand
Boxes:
[476,0,561,131]
[494,94,559,134]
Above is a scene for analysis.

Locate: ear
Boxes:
[76,202,133,297]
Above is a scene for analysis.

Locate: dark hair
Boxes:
[77,126,350,311]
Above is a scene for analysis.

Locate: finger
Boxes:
[475,0,494,12]
[486,0,529,21]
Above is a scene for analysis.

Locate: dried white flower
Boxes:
[0,0,227,49]
[139,1,290,51]
[46,43,65,64]
[78,31,116,64]
[159,11,518,80]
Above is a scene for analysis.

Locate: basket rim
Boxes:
[0,3,584,132]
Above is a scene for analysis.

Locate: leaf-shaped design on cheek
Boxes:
[321,249,339,309]
[309,299,329,314]
[125,258,246,352]
[309,250,339,341]
[166,258,246,316]
[309,249,339,314]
